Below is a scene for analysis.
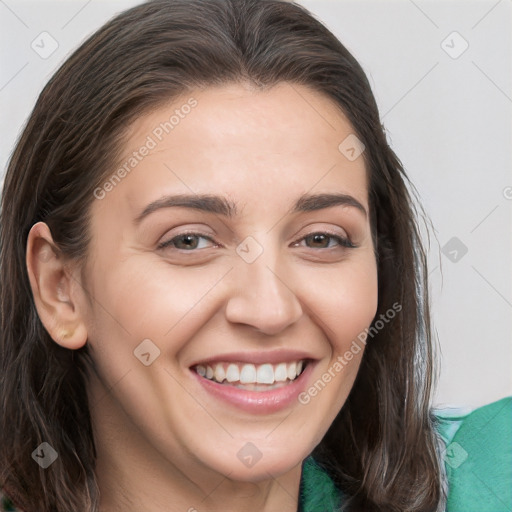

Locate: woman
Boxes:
[0,0,510,511]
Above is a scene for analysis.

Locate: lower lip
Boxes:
[191,362,314,414]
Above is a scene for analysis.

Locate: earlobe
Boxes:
[25,221,88,350]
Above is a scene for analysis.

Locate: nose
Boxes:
[224,253,303,336]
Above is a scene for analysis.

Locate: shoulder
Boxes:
[300,456,342,512]
[299,396,512,511]
[433,395,512,511]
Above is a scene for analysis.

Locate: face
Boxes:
[79,82,378,485]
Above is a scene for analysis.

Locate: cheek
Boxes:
[83,257,229,367]
[304,256,379,352]
[294,258,378,438]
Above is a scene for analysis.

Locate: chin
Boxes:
[195,439,313,483]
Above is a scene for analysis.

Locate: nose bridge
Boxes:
[224,237,303,335]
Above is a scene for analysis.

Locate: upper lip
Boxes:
[189,349,316,367]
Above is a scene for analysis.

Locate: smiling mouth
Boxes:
[192,360,308,391]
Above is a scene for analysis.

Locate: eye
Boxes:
[157,232,217,251]
[157,230,356,253]
[294,232,356,250]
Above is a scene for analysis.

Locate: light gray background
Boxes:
[1,0,511,409]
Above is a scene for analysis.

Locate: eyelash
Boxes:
[157,230,356,251]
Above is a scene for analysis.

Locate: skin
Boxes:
[26,82,378,512]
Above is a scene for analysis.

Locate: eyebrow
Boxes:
[134,192,367,224]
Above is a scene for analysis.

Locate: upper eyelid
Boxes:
[160,220,352,240]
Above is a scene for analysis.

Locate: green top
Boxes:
[2,396,511,511]
[299,396,512,512]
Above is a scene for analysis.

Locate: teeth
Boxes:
[225,364,240,383]
[274,363,288,382]
[256,363,274,384]
[287,362,297,380]
[196,360,306,386]
[214,363,226,383]
[240,364,256,384]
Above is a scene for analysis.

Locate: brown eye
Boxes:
[158,233,215,251]
[301,232,355,249]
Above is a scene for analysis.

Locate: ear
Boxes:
[25,222,88,349]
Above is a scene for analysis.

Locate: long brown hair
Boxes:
[0,0,445,510]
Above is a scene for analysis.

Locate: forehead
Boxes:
[95,82,369,218]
